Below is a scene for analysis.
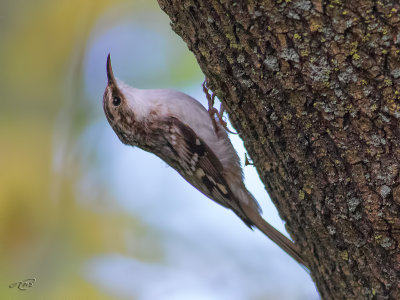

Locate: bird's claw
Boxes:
[202,79,237,135]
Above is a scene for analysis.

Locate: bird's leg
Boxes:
[202,80,219,134]
[202,80,237,134]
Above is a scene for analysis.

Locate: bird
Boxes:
[103,54,306,266]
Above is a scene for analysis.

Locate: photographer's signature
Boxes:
[9,278,36,291]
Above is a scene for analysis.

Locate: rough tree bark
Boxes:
[157,0,400,299]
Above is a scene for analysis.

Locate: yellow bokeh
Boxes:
[0,0,162,299]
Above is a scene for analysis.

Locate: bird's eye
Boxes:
[112,96,121,106]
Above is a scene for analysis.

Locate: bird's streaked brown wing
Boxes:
[161,117,253,227]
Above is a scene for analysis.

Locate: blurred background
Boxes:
[0,0,318,299]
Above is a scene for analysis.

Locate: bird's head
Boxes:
[103,54,136,144]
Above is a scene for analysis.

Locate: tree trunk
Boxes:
[157,0,400,298]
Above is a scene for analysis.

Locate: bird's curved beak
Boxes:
[107,54,117,85]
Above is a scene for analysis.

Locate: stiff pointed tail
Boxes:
[253,215,306,267]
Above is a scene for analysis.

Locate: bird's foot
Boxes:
[202,79,237,135]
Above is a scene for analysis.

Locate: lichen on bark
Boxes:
[157,0,400,299]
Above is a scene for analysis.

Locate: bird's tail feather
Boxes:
[232,185,307,268]
[253,214,307,267]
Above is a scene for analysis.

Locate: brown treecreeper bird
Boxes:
[103,54,306,267]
